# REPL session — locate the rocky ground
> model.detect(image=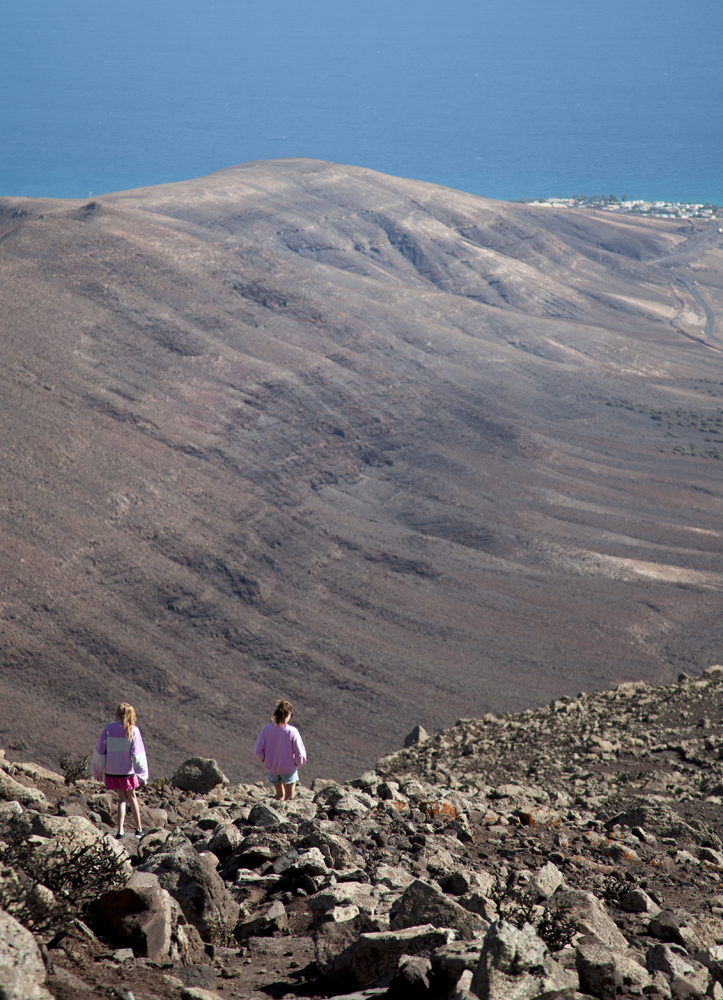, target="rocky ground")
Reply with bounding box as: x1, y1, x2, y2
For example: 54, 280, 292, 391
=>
4, 665, 723, 1000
